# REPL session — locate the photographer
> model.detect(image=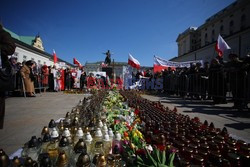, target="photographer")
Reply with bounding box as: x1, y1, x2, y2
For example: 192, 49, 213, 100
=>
0, 24, 16, 129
